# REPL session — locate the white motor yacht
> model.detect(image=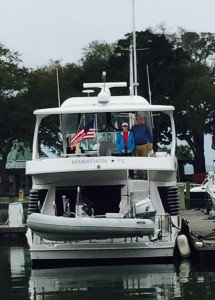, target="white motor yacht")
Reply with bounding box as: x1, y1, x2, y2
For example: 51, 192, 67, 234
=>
26, 79, 184, 264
